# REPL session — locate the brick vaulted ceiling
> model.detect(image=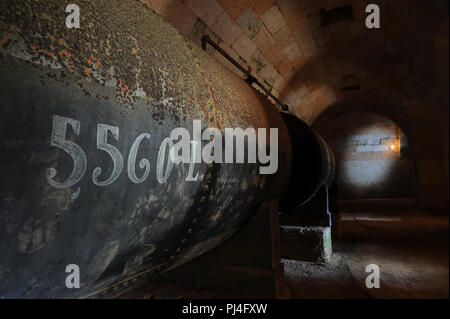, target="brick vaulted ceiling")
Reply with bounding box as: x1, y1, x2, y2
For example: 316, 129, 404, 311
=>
140, 0, 449, 208
140, 0, 448, 125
